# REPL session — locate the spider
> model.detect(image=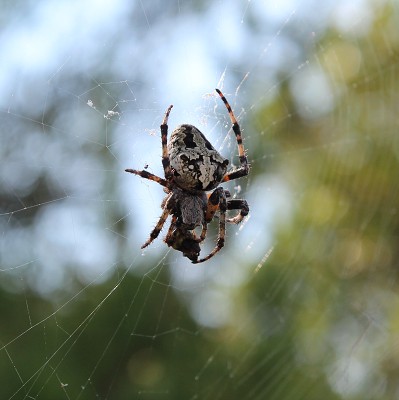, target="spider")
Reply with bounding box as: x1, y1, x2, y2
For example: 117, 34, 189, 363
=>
125, 89, 250, 263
